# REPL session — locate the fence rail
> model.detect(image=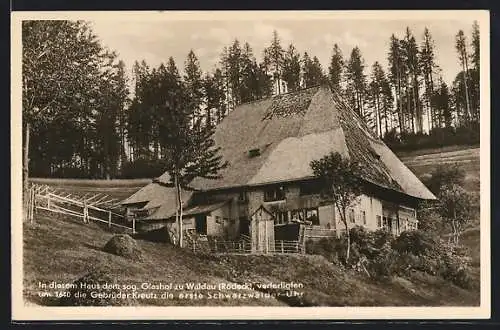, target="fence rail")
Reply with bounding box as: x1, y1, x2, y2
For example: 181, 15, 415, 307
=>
187, 238, 303, 255
27, 183, 135, 233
